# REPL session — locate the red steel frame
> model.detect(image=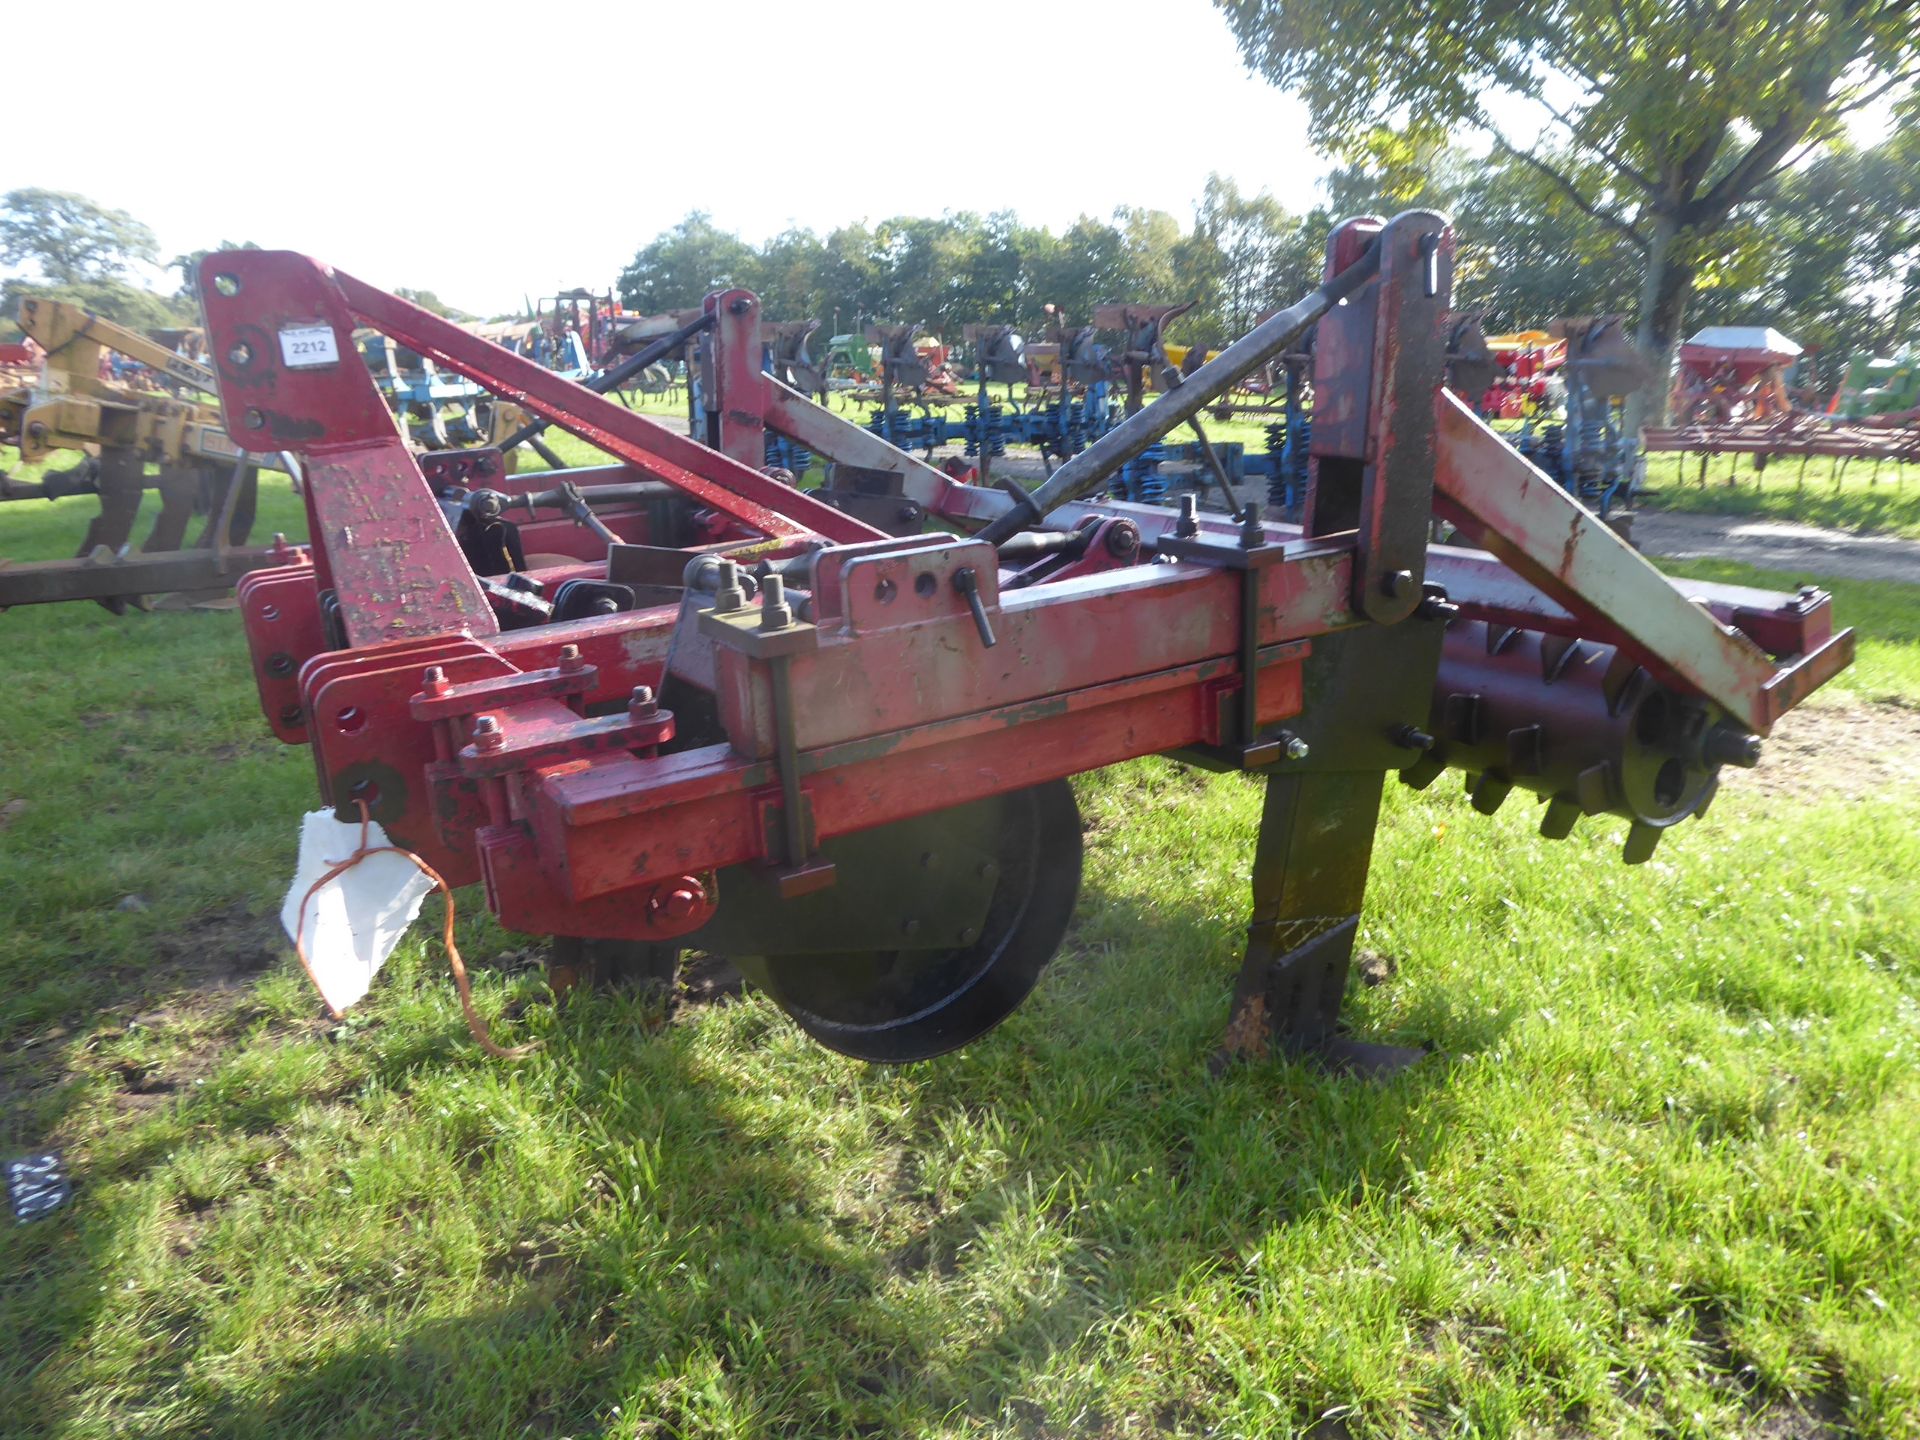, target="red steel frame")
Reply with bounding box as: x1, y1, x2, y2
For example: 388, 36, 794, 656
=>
197, 219, 1851, 958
